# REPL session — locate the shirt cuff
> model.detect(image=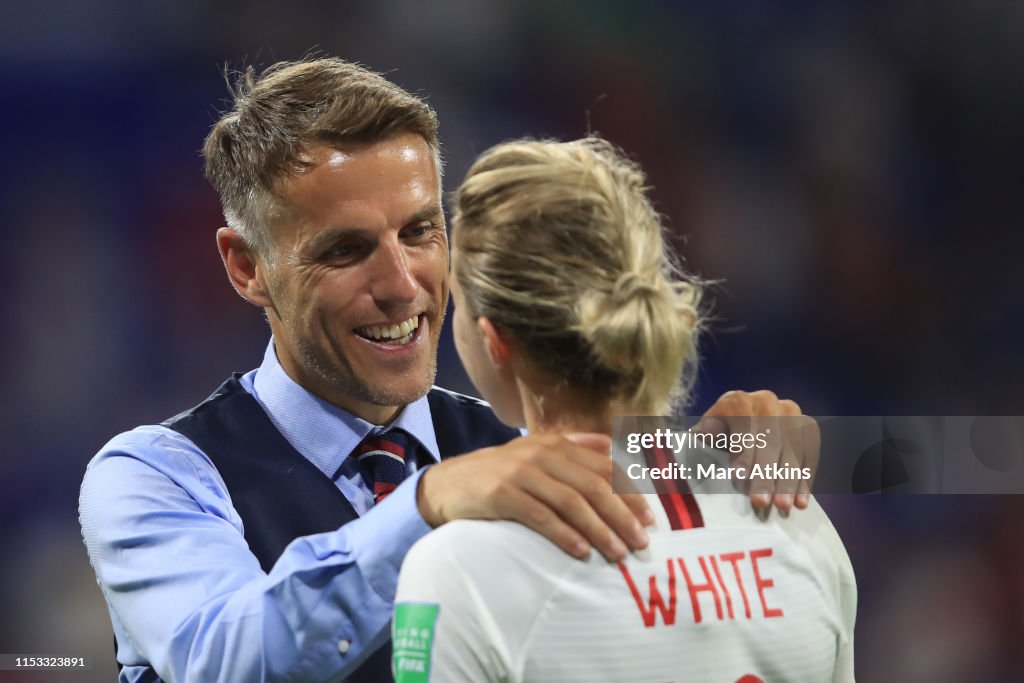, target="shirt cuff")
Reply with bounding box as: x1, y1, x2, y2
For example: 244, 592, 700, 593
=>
346, 467, 433, 602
